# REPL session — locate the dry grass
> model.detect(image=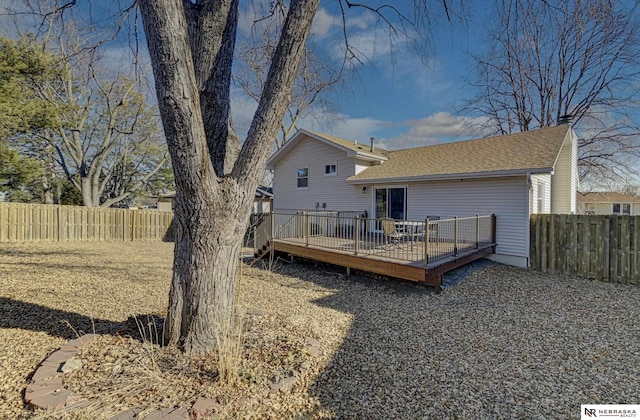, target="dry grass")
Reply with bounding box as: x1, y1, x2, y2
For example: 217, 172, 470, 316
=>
0, 241, 351, 419
2, 241, 638, 419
